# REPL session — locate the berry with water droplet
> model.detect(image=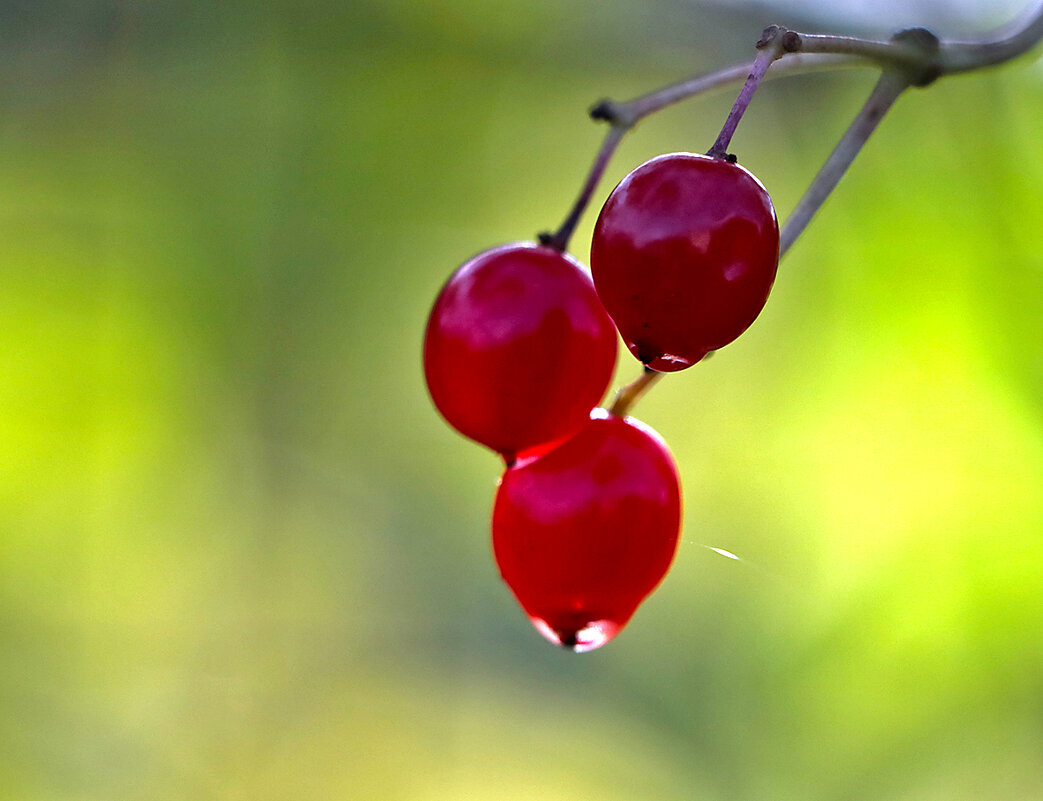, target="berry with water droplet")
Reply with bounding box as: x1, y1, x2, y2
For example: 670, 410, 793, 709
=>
424, 242, 618, 463
492, 409, 681, 652
591, 152, 779, 371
